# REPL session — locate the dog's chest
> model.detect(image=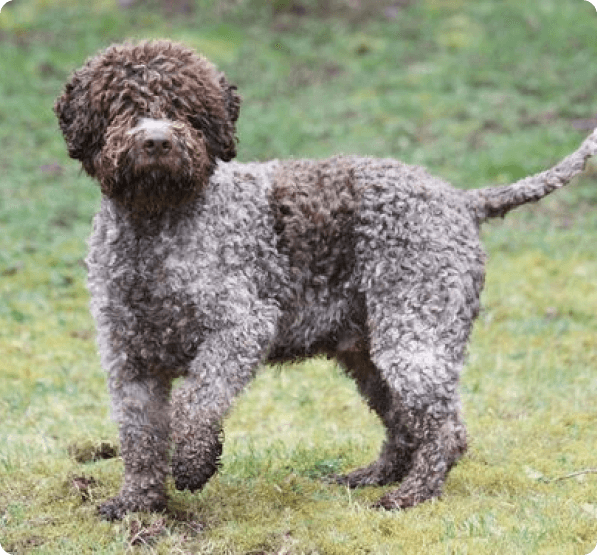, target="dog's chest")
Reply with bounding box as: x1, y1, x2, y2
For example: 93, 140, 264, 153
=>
89, 224, 204, 369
